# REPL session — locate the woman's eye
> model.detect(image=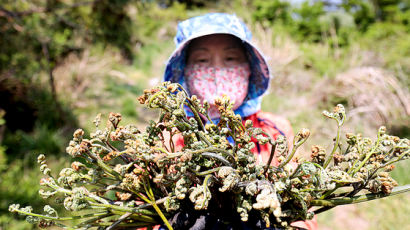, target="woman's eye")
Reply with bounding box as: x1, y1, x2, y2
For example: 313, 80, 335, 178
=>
195, 58, 209, 63
226, 57, 240, 63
